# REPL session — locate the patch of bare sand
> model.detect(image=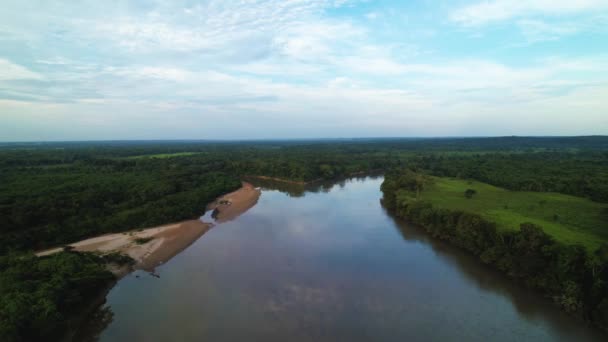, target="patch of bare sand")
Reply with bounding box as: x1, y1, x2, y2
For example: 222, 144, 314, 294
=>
36, 182, 261, 276
206, 182, 261, 223
37, 220, 211, 274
